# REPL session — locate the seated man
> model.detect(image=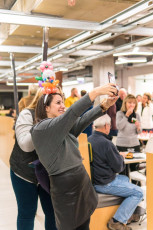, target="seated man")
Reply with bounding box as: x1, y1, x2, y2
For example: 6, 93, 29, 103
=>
88, 114, 143, 230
